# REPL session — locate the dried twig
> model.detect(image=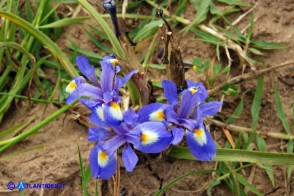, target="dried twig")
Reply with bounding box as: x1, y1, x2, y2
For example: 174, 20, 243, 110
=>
208, 61, 294, 95
230, 2, 259, 27
210, 119, 294, 140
